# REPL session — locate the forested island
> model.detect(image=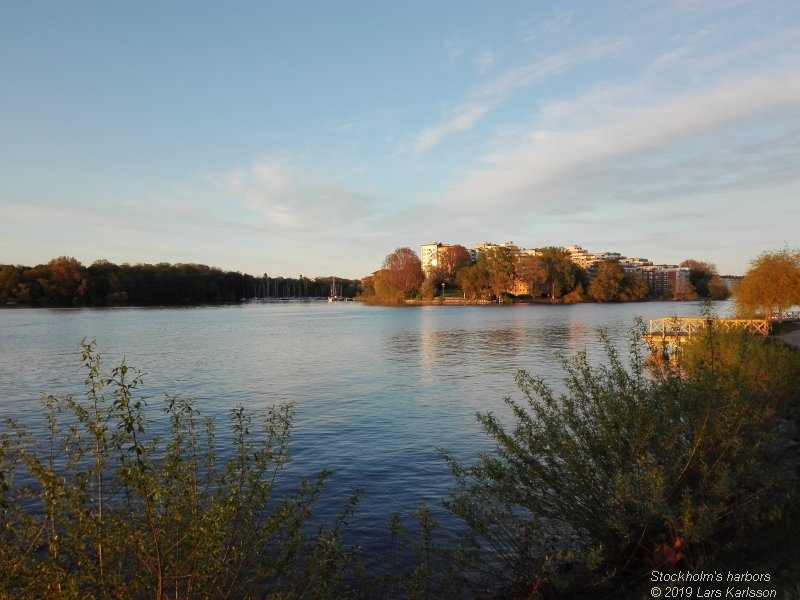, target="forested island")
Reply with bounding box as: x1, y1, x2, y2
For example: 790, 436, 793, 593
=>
362, 245, 733, 305
0, 257, 360, 307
